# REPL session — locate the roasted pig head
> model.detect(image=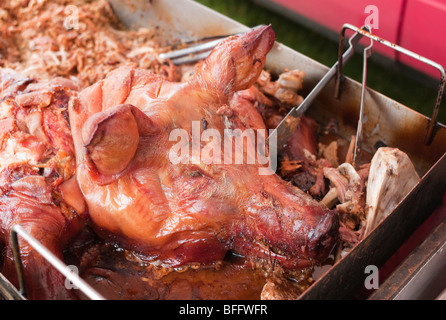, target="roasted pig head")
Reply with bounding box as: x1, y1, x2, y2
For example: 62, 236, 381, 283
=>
69, 25, 339, 270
